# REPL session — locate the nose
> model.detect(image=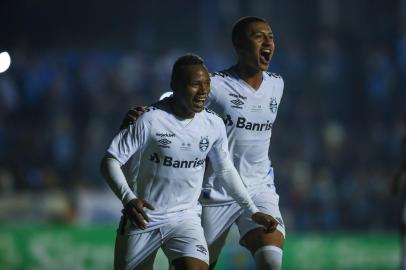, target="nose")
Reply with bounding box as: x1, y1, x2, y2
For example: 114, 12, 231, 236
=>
264, 35, 274, 47
264, 36, 272, 46
199, 82, 210, 95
